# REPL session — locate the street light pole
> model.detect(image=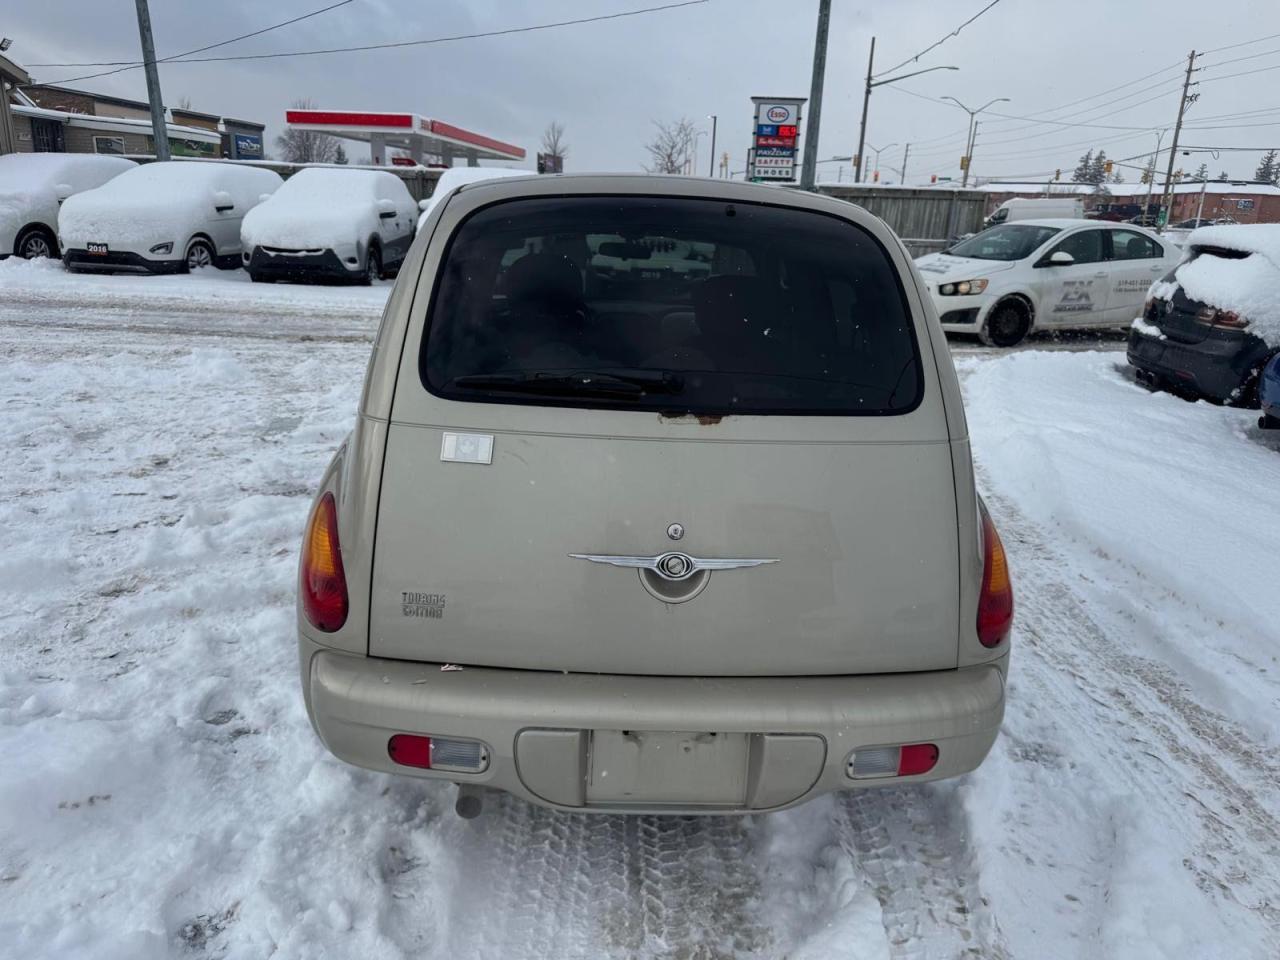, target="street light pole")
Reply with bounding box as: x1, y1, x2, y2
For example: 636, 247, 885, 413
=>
133, 0, 170, 161
900, 143, 910, 184
857, 52, 959, 183
865, 141, 897, 182
707, 115, 717, 178
855, 36, 876, 184
940, 95, 1010, 188
800, 0, 832, 191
